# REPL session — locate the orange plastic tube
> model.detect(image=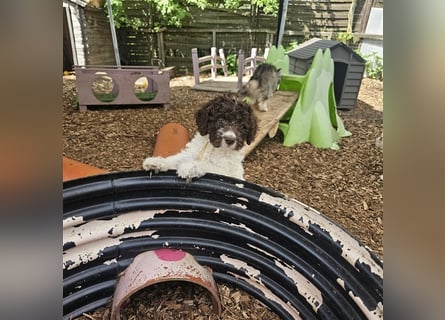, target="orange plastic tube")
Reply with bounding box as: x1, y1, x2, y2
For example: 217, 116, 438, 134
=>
152, 123, 190, 157
63, 157, 108, 182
